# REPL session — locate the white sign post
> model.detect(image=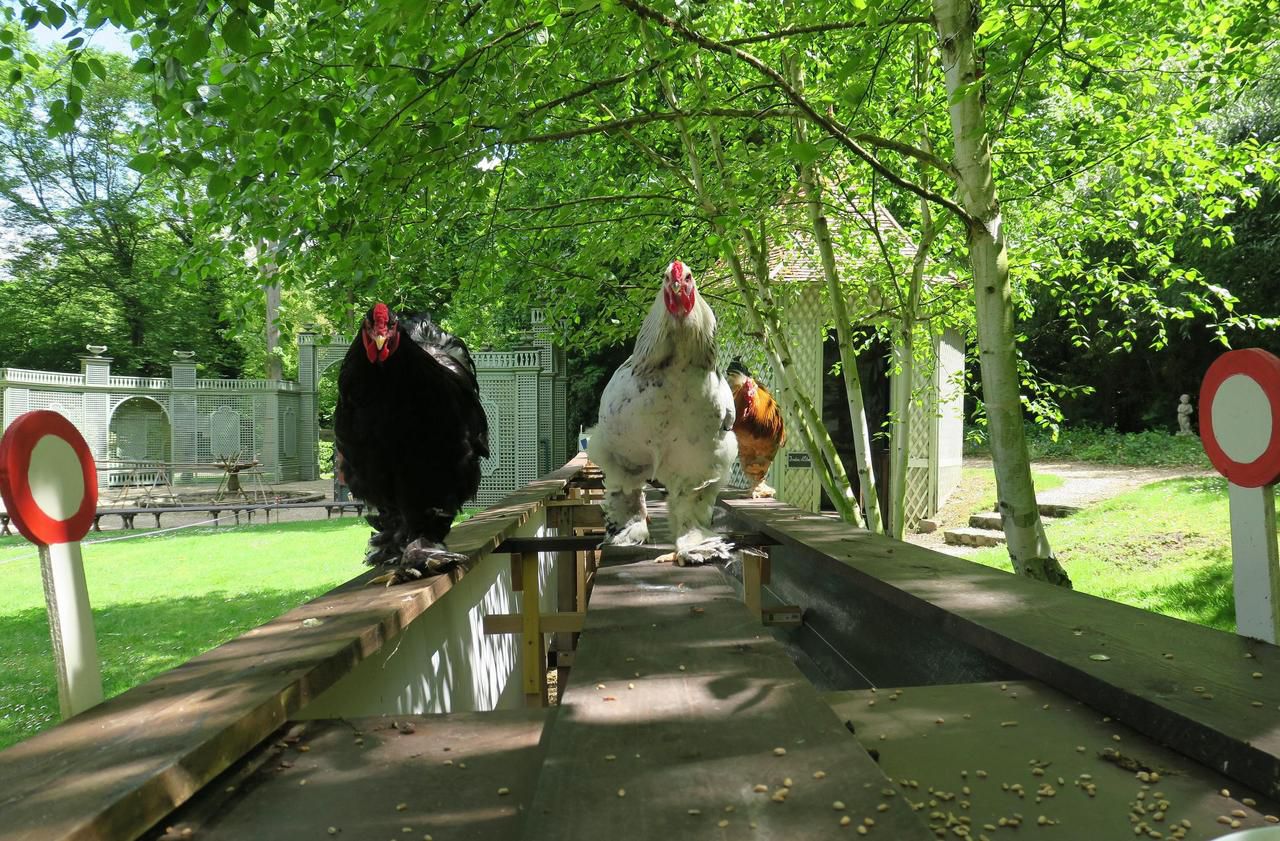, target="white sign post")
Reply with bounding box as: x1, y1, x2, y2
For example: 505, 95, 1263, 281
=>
0, 411, 104, 717
1200, 349, 1280, 644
